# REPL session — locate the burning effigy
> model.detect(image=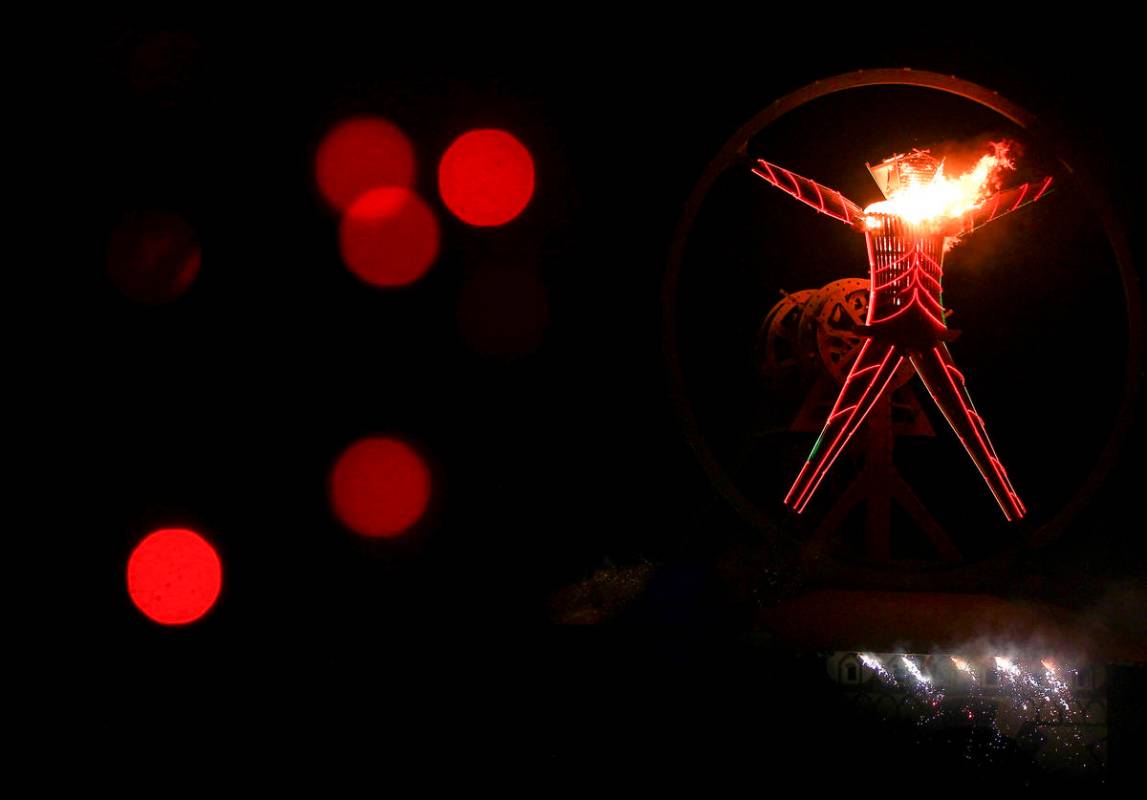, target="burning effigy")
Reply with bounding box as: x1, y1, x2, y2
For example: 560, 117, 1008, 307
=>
751, 145, 1053, 520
